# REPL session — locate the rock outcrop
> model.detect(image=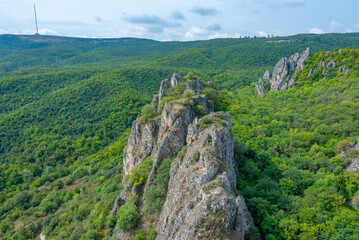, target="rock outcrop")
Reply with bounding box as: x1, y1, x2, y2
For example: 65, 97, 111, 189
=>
342, 142, 359, 173
116, 74, 255, 239
157, 113, 254, 239
255, 47, 311, 95
255, 71, 271, 96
